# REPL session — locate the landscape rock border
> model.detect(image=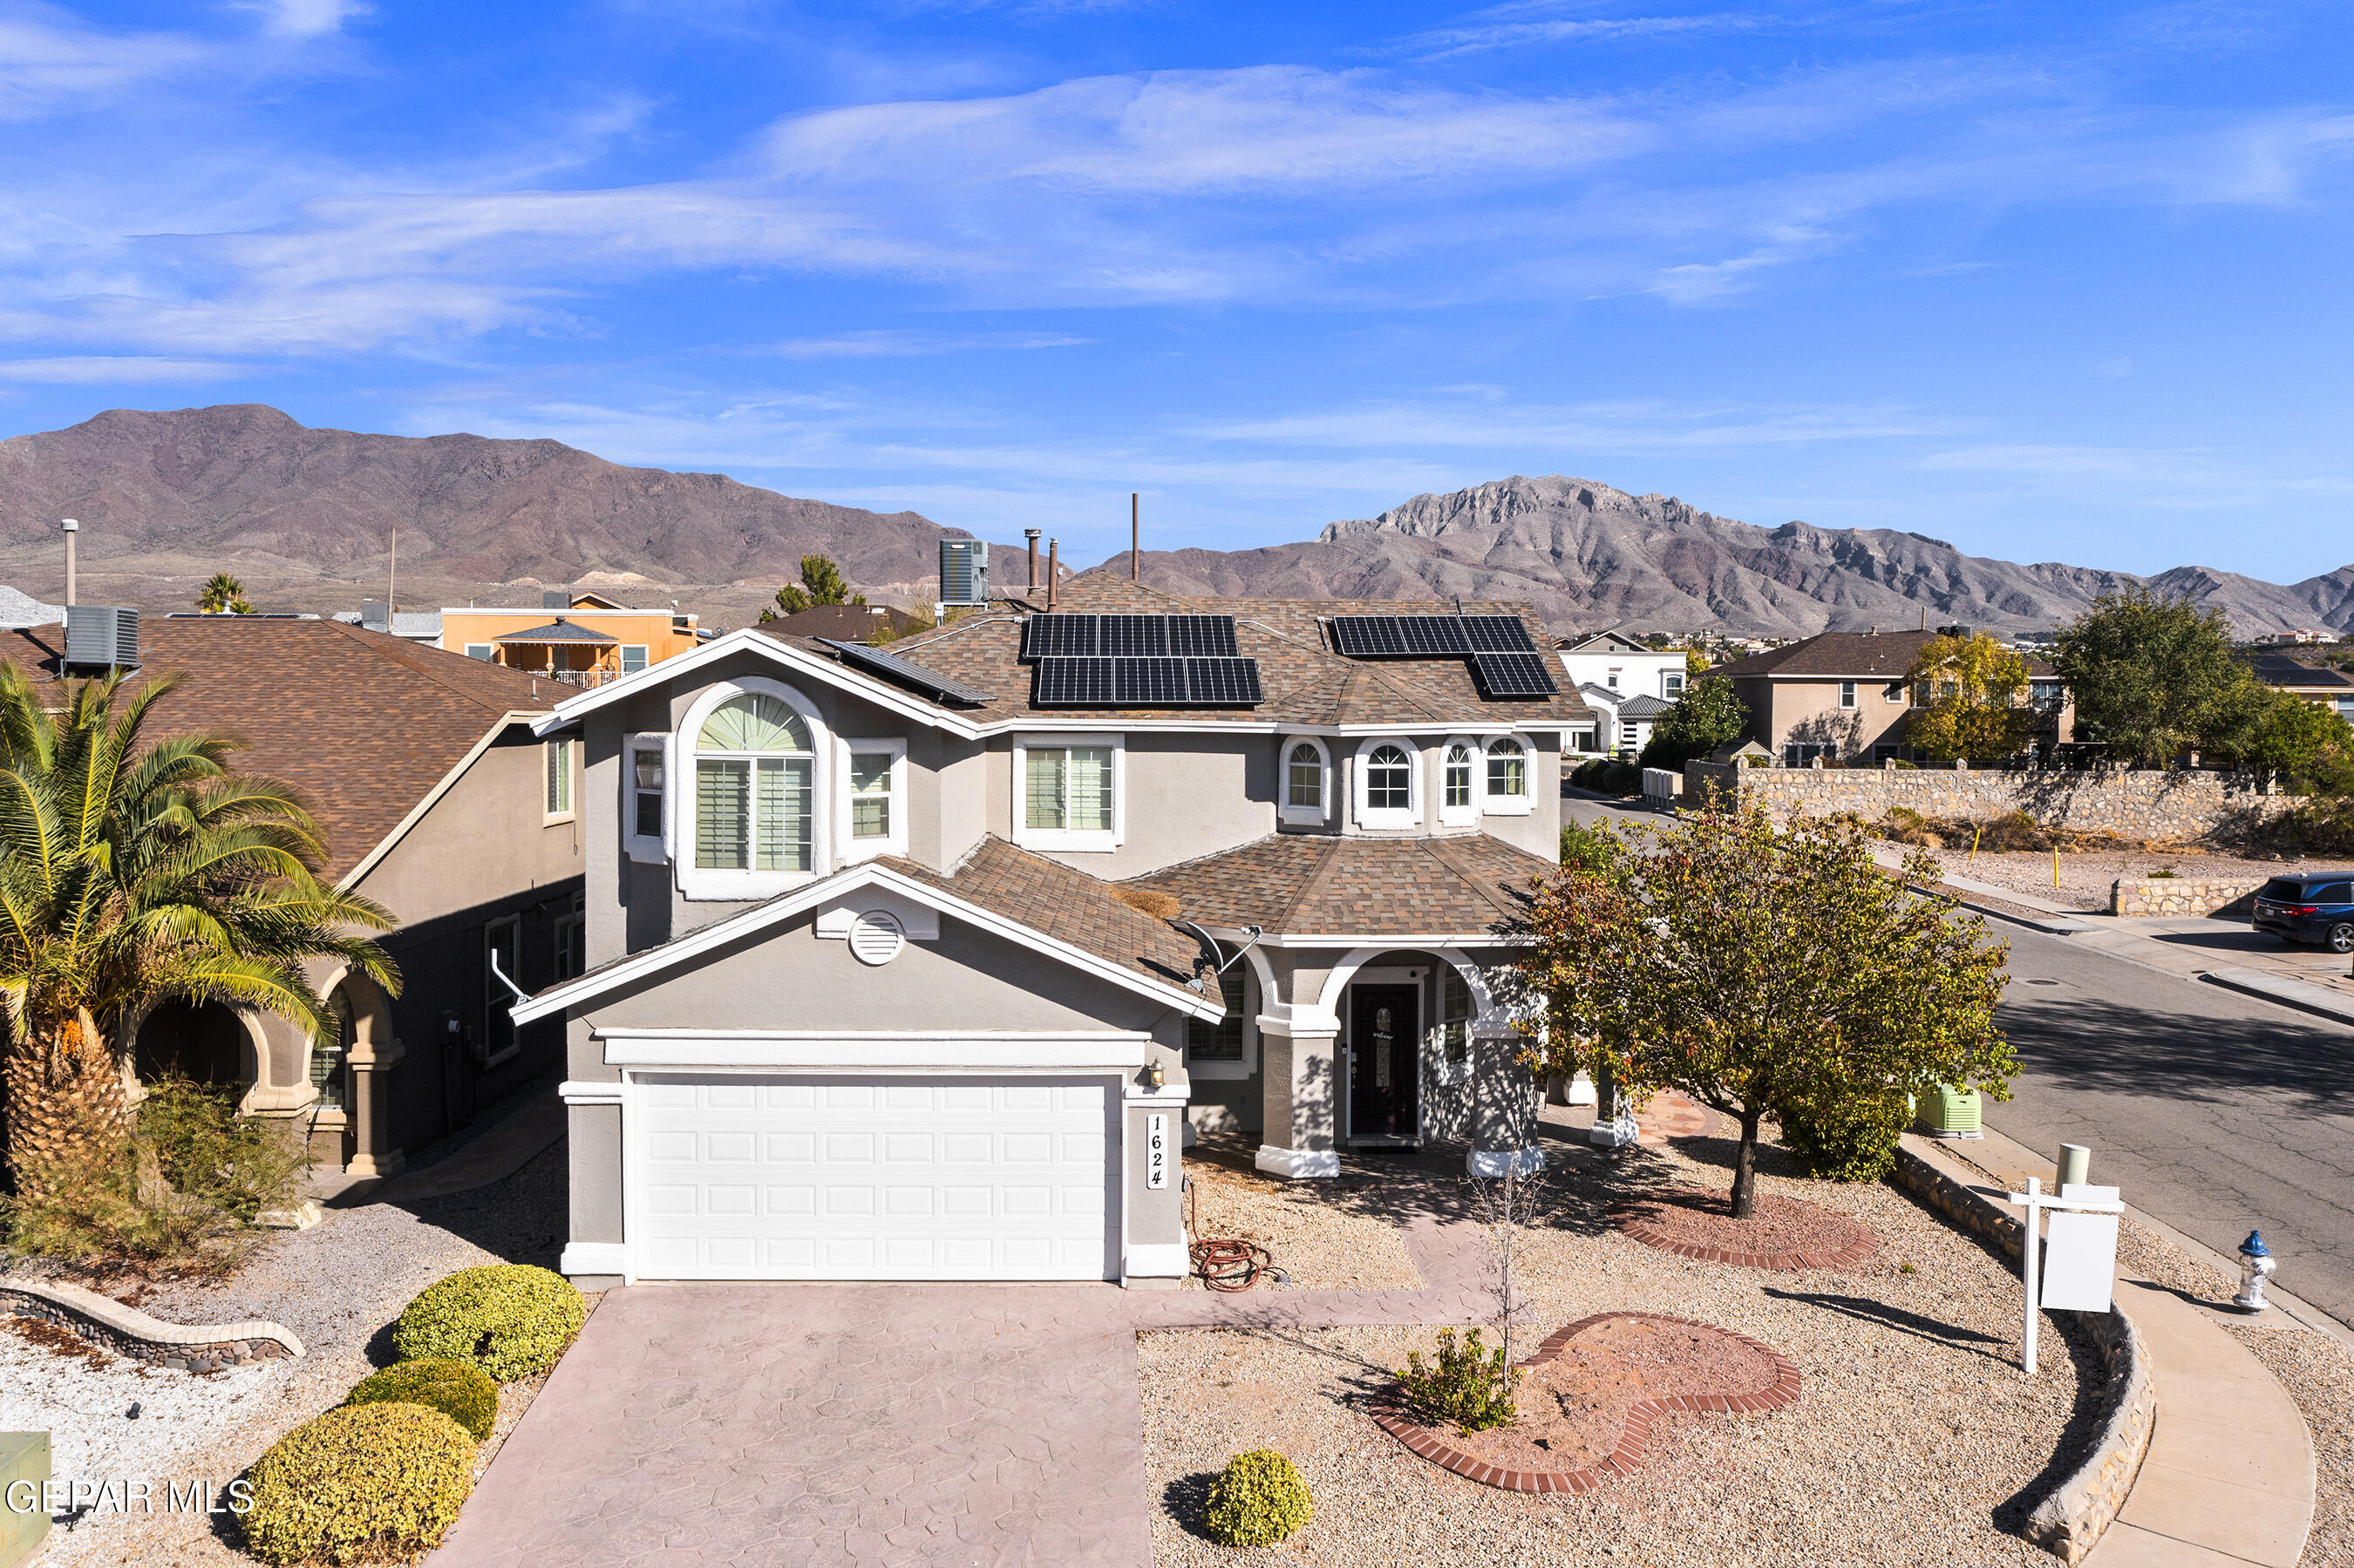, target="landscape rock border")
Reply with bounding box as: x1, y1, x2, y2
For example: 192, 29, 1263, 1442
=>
0, 1278, 303, 1368
1613, 1191, 1881, 1271
1370, 1311, 1801, 1494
